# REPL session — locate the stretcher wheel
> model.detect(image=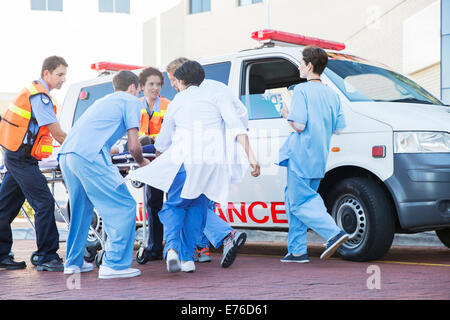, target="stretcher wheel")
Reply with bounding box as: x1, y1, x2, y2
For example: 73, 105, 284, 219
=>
136, 247, 149, 264
84, 246, 97, 263
95, 250, 105, 268
30, 253, 39, 266
131, 180, 144, 189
